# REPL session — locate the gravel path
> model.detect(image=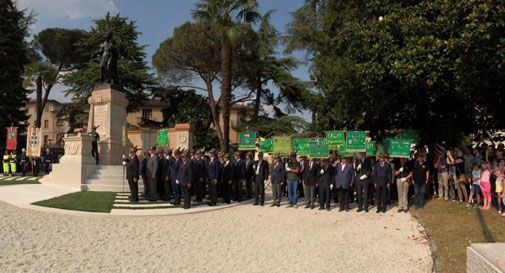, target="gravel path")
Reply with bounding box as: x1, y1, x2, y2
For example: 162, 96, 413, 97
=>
0, 201, 432, 273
